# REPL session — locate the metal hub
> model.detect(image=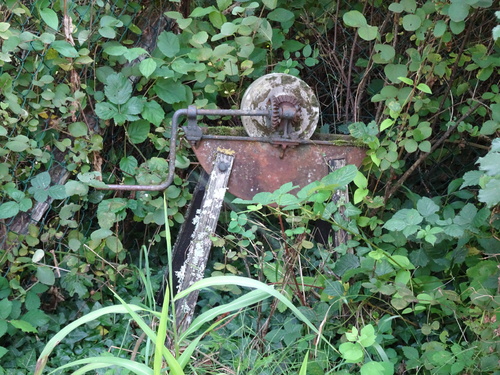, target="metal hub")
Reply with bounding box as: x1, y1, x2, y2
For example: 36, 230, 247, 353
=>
240, 73, 320, 140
